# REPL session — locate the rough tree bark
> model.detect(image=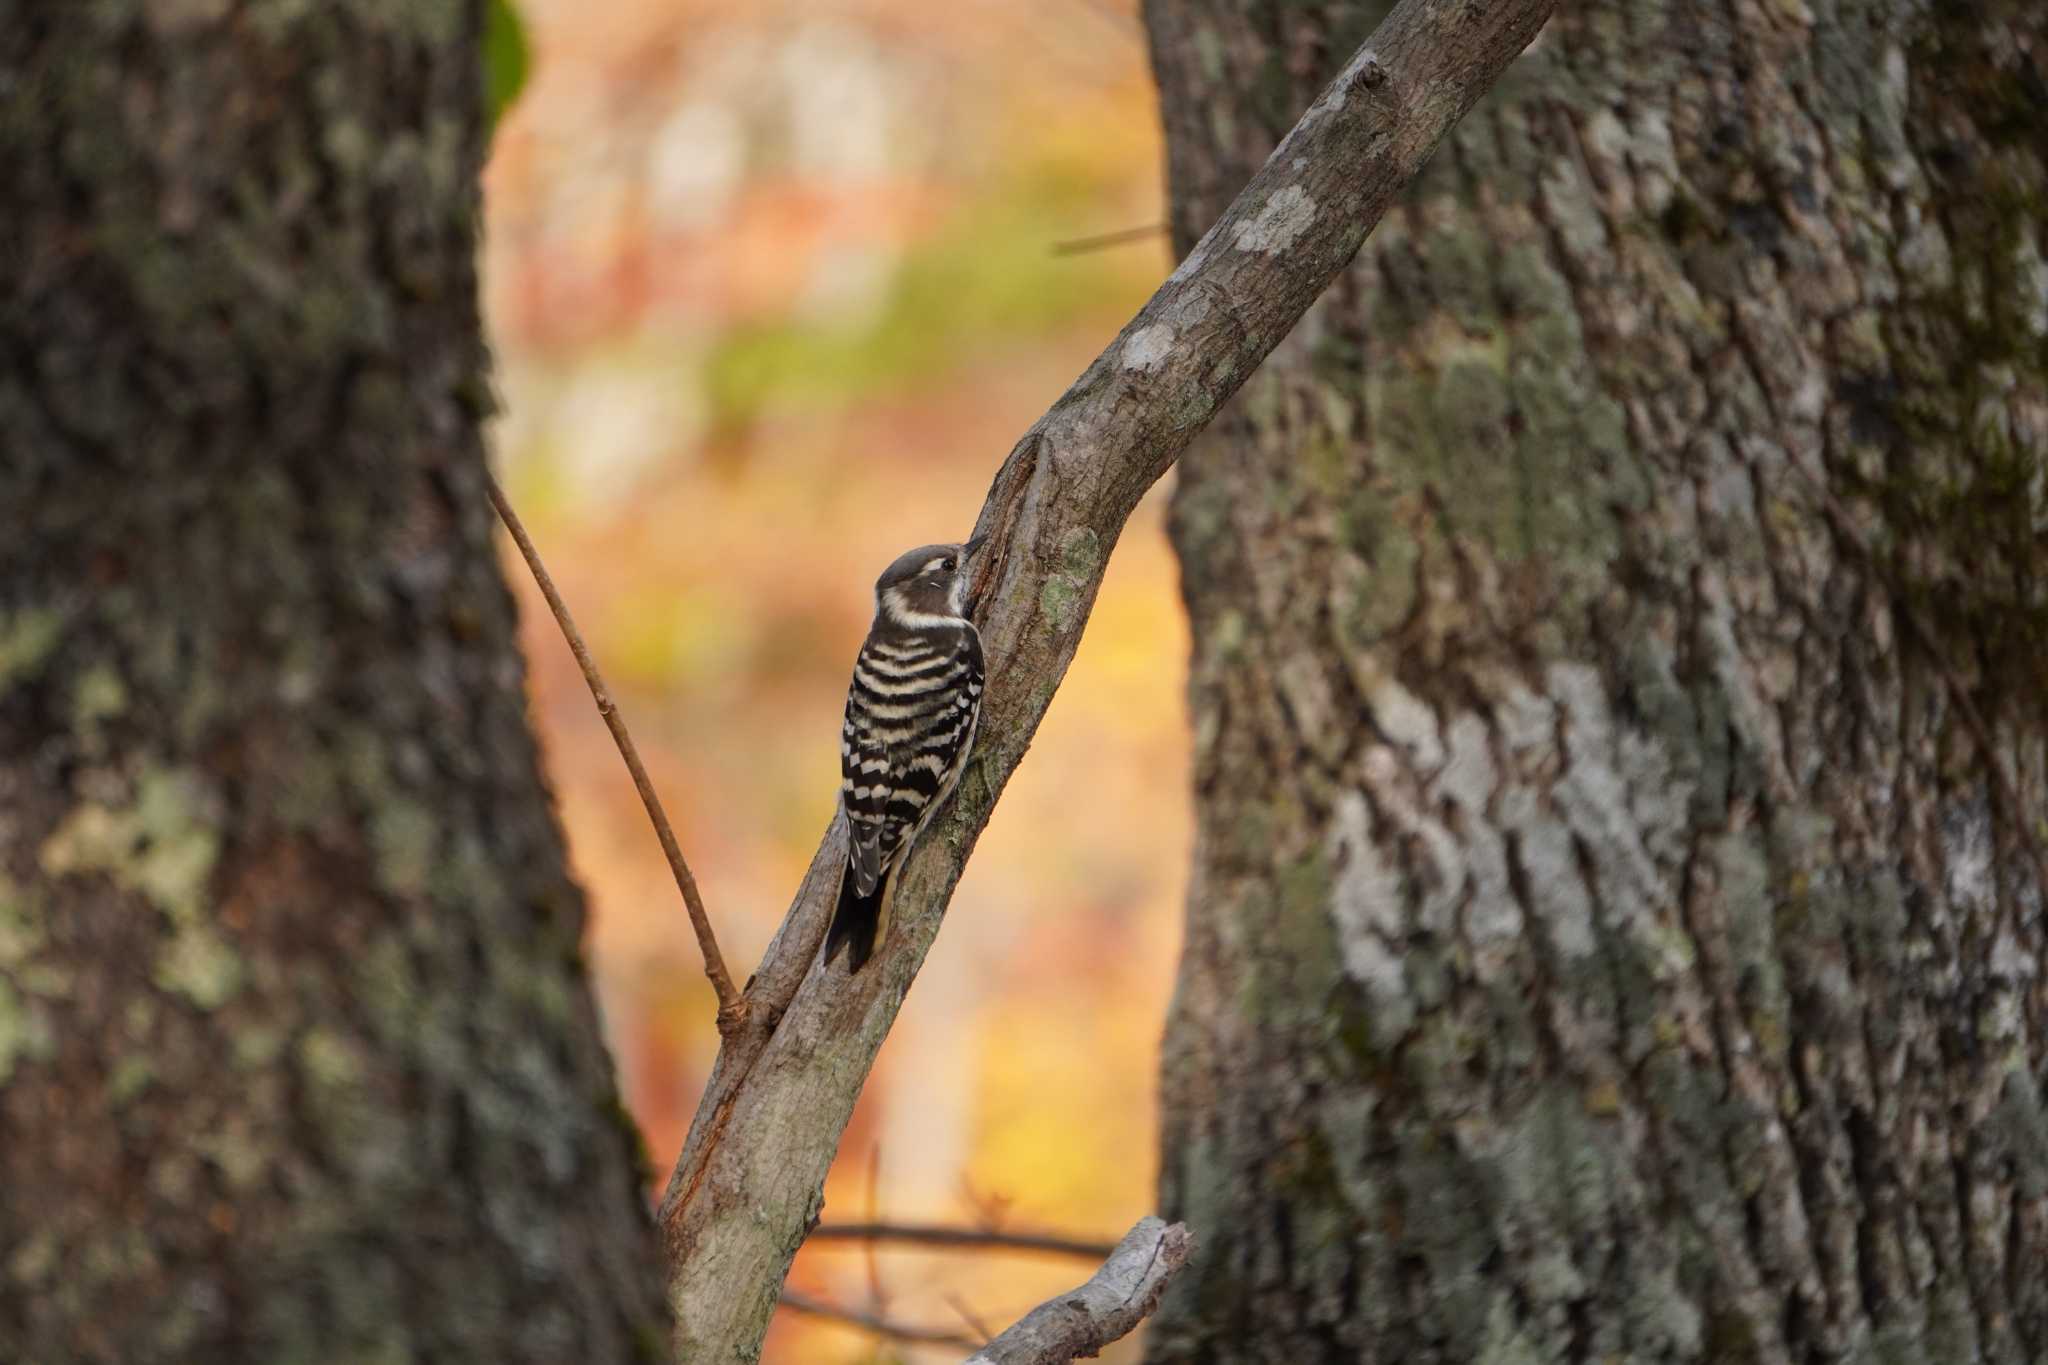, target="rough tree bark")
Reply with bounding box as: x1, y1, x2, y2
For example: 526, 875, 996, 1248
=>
0, 5, 669, 1361
653, 1, 1555, 1359
1146, 1, 2046, 1361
